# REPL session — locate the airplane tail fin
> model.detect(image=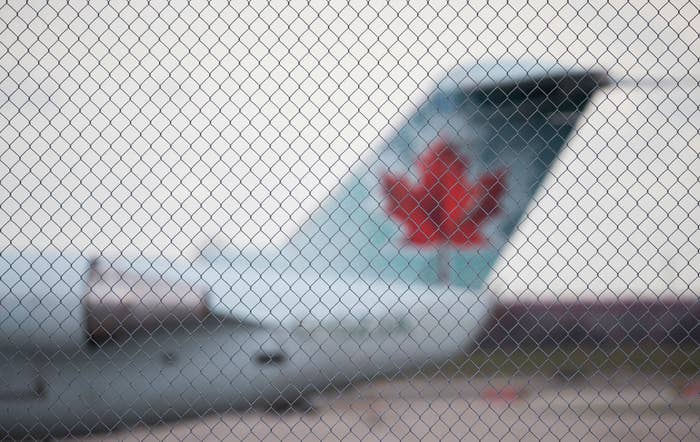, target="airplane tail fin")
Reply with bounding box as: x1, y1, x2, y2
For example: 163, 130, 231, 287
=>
283, 63, 609, 288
